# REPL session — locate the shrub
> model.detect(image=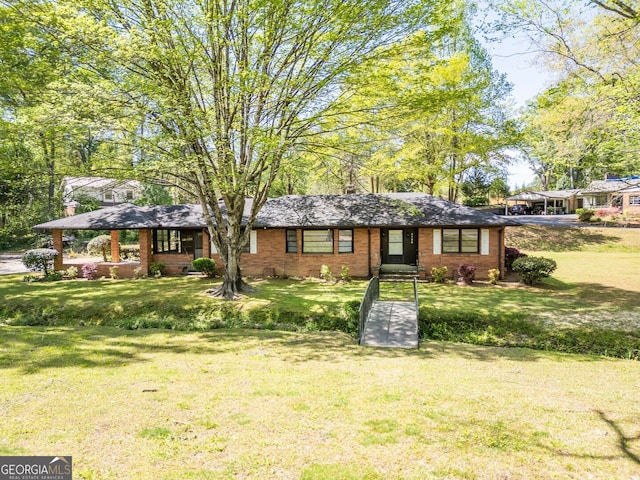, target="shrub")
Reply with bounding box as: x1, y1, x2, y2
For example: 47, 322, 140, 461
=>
320, 264, 333, 282
109, 266, 119, 279
43, 271, 64, 281
488, 268, 500, 285
66, 266, 79, 279
22, 248, 59, 276
457, 264, 476, 284
82, 263, 98, 280
596, 207, 621, 219
341, 265, 350, 282
575, 208, 595, 222
87, 234, 111, 261
511, 256, 557, 285
120, 246, 140, 261
149, 262, 165, 277
133, 266, 144, 279
192, 258, 217, 278
430, 266, 448, 283
505, 246, 527, 272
